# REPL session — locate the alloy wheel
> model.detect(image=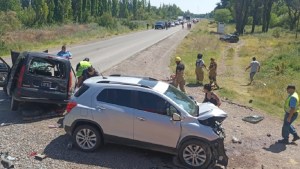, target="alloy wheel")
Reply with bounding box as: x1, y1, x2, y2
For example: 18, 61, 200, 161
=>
182, 144, 207, 167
